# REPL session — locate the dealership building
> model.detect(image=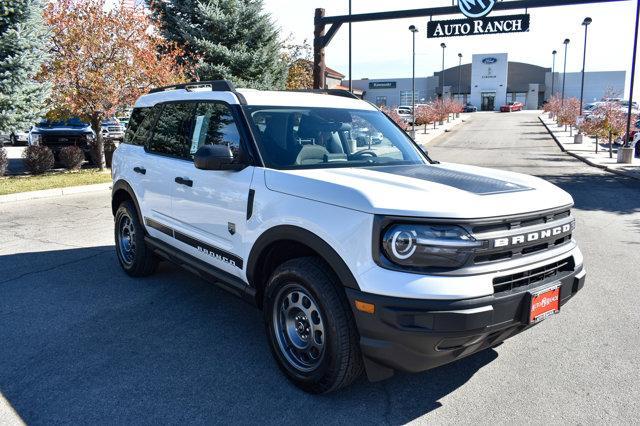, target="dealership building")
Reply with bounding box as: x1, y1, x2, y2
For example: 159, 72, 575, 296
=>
348, 53, 625, 111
